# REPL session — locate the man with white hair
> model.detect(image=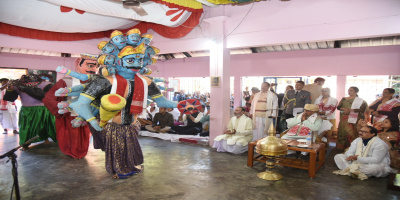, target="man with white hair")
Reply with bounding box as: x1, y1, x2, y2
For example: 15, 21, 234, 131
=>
250, 82, 278, 141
